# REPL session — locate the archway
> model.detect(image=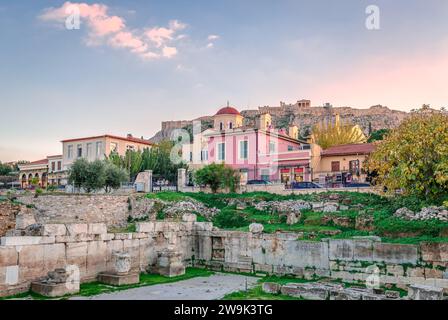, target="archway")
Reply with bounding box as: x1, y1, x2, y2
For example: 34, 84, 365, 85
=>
21, 174, 27, 188
34, 173, 40, 187
41, 172, 47, 188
